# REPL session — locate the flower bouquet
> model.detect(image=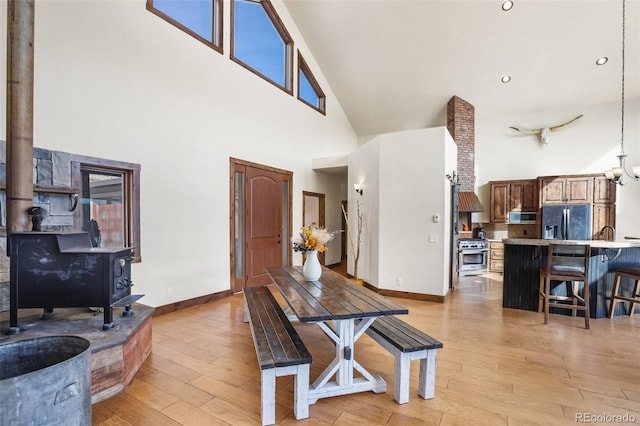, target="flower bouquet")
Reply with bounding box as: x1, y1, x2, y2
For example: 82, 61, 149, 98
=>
293, 223, 336, 281
292, 223, 336, 254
